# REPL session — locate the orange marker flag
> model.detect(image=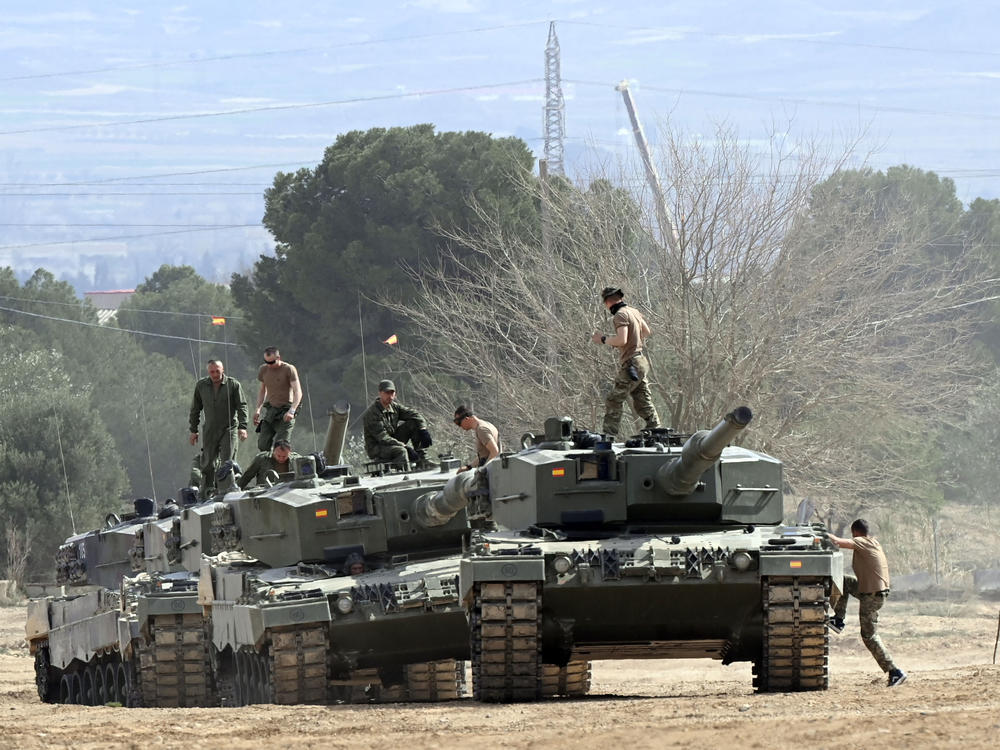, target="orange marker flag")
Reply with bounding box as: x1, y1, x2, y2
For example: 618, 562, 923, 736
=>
211, 316, 226, 326
383, 334, 398, 345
